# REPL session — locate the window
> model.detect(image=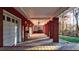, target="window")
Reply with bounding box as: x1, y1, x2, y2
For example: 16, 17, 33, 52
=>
7, 17, 11, 22
3, 15, 5, 20
12, 19, 15, 23
15, 20, 18, 24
